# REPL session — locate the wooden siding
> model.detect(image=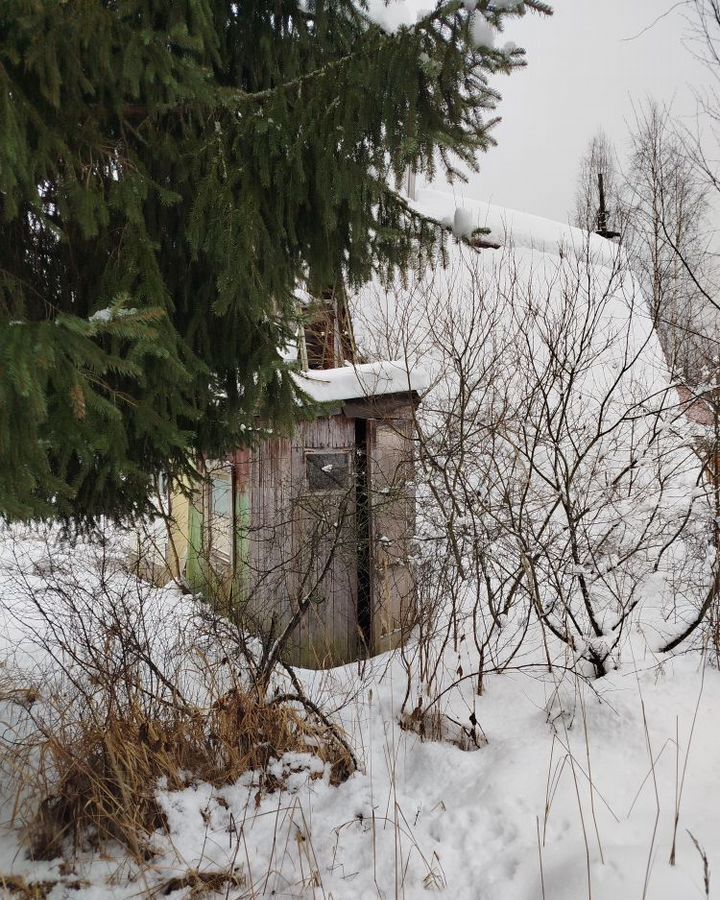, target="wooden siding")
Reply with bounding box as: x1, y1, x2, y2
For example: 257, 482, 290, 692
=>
167, 405, 417, 668
368, 407, 415, 652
